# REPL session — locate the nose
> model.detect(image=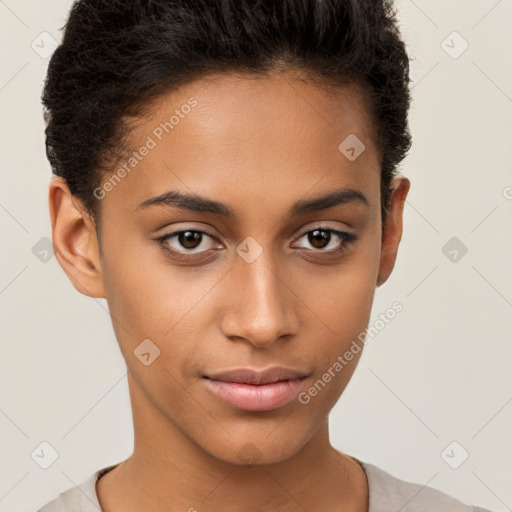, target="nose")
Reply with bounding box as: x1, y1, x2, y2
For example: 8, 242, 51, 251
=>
219, 252, 299, 348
